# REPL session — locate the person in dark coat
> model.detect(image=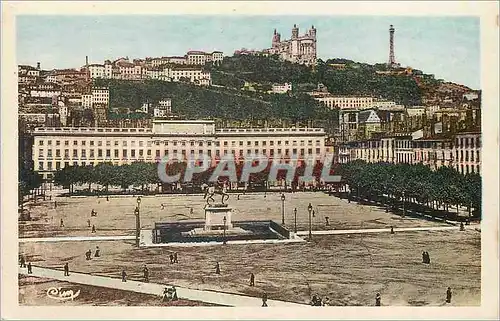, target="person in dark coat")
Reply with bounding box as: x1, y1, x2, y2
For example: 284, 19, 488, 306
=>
215, 262, 220, 274
64, 263, 69, 276
169, 253, 174, 264
390, 226, 395, 234
375, 293, 381, 306
60, 218, 64, 227
460, 222, 465, 231
262, 292, 268, 307
87, 219, 91, 227
20, 255, 26, 268
249, 273, 255, 286
94, 246, 100, 257
425, 251, 431, 264
121, 269, 127, 282
27, 262, 32, 274
143, 265, 149, 282
173, 252, 178, 263
85, 249, 92, 260
446, 287, 452, 303
91, 225, 96, 233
